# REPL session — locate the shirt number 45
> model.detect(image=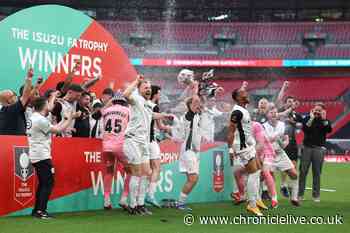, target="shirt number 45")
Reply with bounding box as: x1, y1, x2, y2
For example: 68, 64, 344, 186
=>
104, 119, 122, 134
